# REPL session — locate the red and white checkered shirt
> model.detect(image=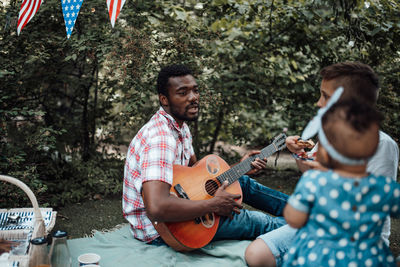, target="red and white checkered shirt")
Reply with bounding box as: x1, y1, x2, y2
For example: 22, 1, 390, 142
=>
122, 107, 194, 242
